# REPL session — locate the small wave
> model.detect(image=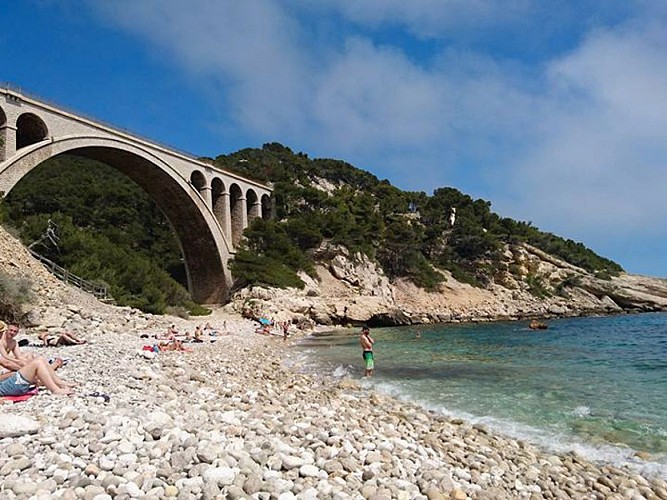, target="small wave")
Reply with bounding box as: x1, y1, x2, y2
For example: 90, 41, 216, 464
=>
333, 365, 350, 378
367, 379, 667, 480
572, 405, 592, 418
